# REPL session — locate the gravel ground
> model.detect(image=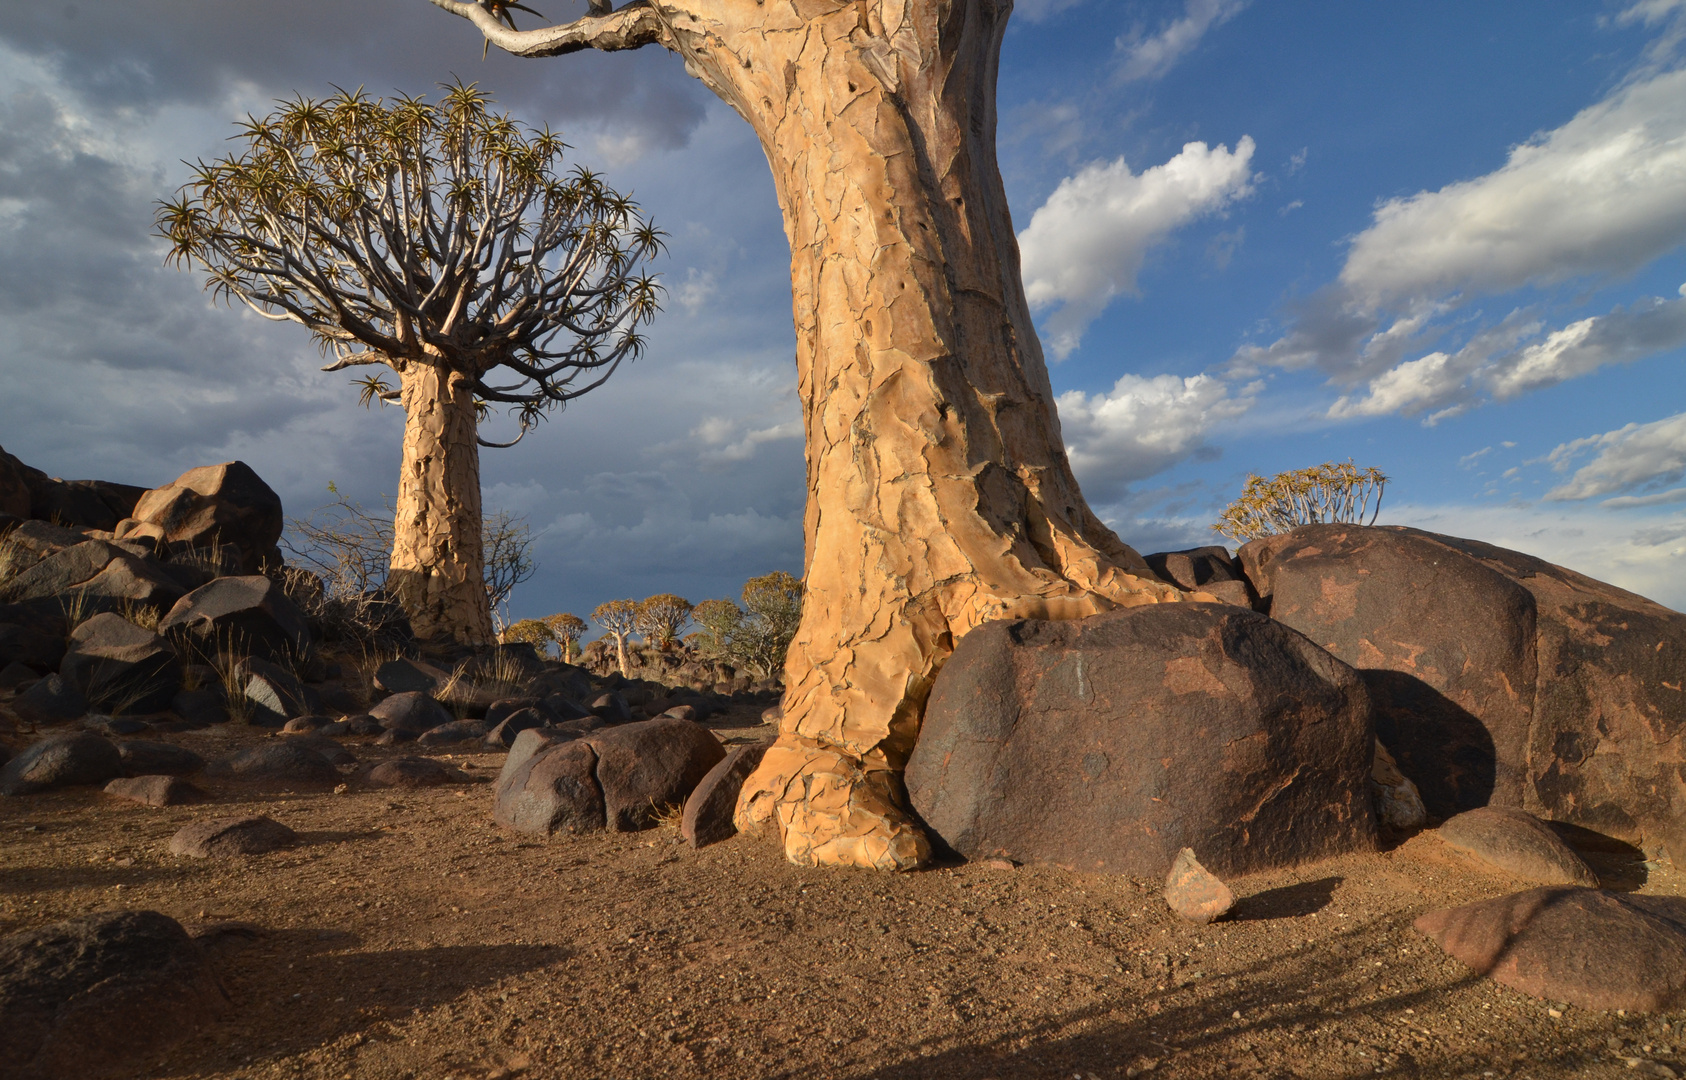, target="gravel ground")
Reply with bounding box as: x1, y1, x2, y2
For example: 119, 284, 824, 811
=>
2, 713, 1683, 1080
